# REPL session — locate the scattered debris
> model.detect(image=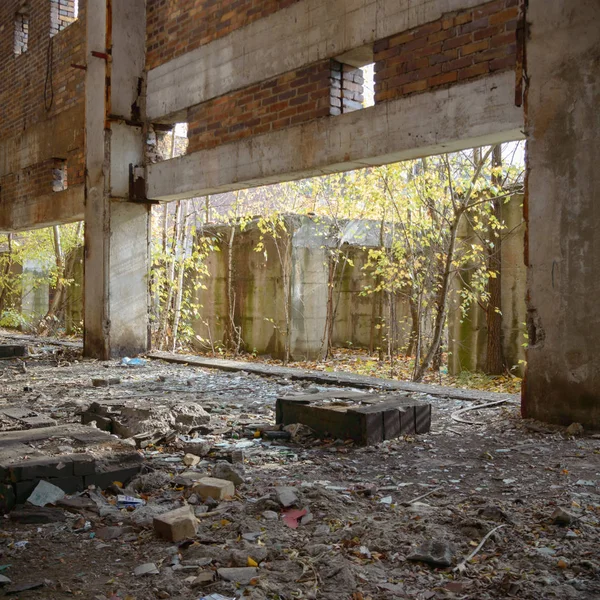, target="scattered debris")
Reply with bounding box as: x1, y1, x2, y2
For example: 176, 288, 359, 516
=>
27, 480, 65, 507
0, 336, 598, 600
217, 567, 258, 584
565, 422, 584, 436
153, 505, 197, 542
134, 563, 159, 576
193, 477, 235, 500
552, 507, 575, 526
408, 540, 454, 568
